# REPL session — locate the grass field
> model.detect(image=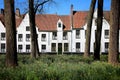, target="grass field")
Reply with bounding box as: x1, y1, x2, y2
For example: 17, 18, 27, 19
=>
0, 54, 120, 80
